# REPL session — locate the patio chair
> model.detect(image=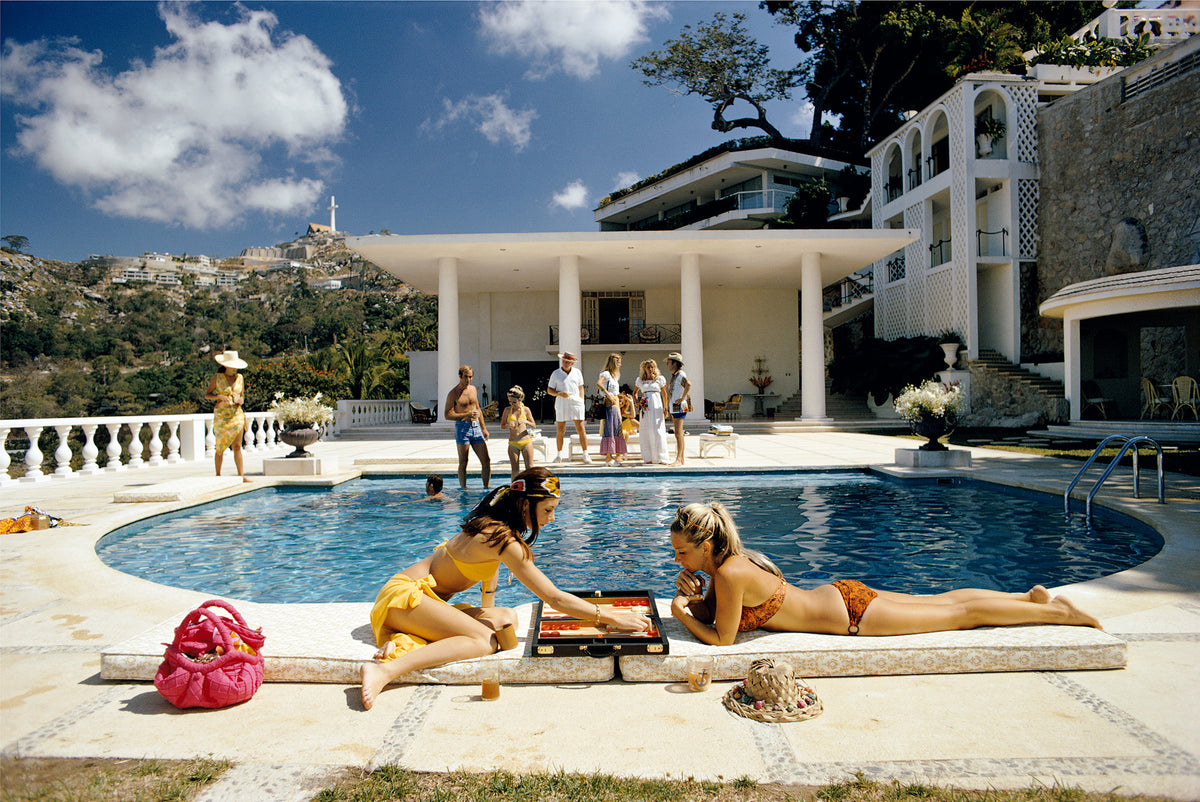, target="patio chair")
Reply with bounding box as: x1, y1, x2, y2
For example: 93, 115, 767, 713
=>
409, 401, 436, 424
720, 393, 744, 421
1171, 375, 1199, 420
1141, 378, 1170, 419
1081, 381, 1113, 420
